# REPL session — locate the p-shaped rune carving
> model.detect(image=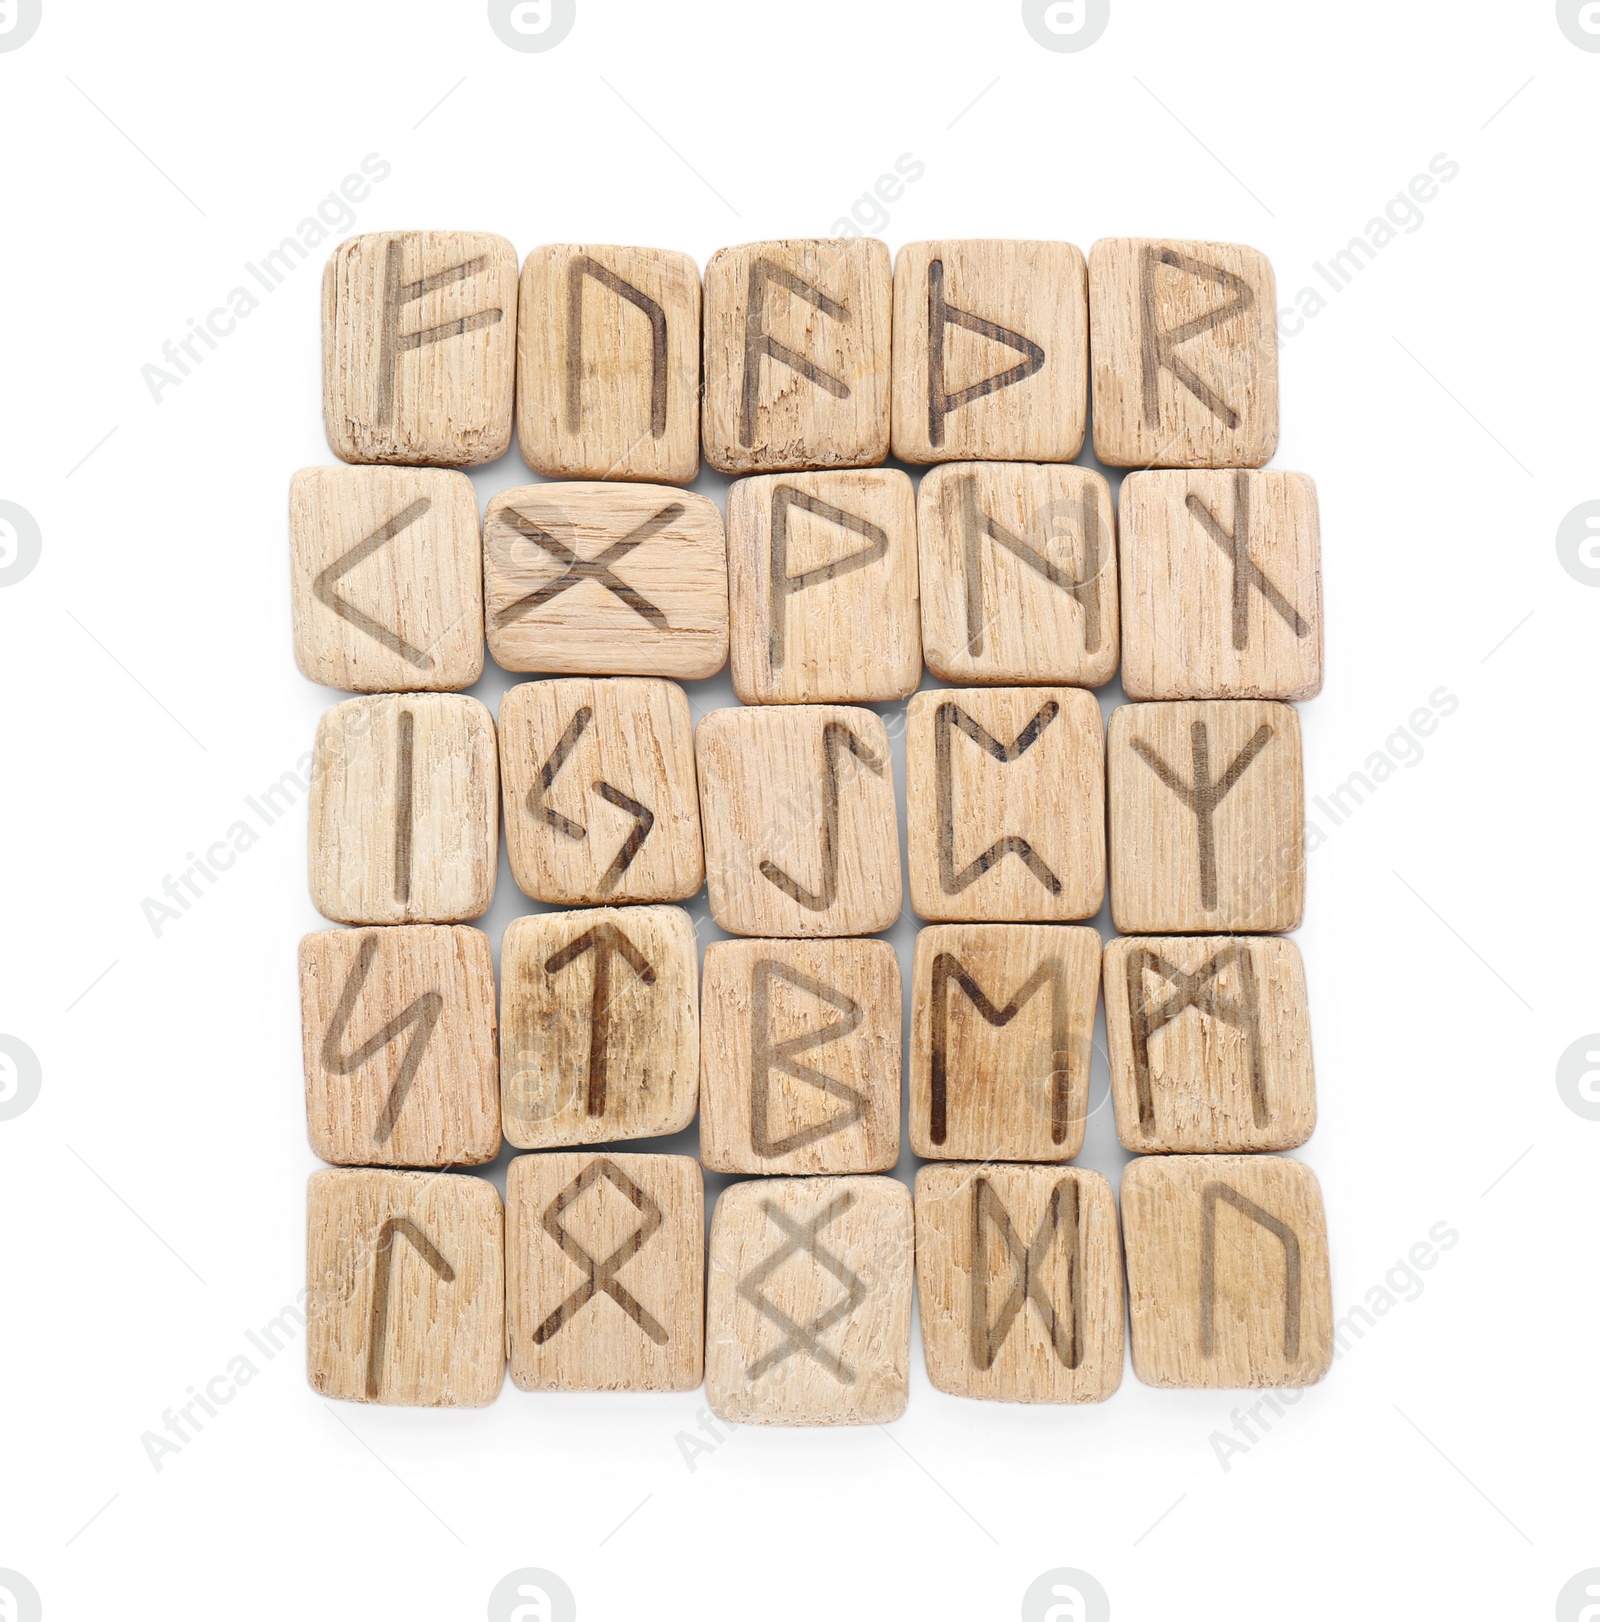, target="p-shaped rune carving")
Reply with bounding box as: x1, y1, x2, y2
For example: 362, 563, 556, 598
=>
366, 1215, 454, 1399
491, 504, 679, 629
543, 923, 656, 1119
927, 258, 1045, 447
749, 958, 866, 1157
1138, 244, 1255, 429
530, 705, 655, 895
760, 720, 886, 911
740, 257, 852, 448
1199, 1181, 1301, 1360
1185, 474, 1309, 651
767, 486, 887, 675
566, 255, 667, 439
970, 1176, 1083, 1372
